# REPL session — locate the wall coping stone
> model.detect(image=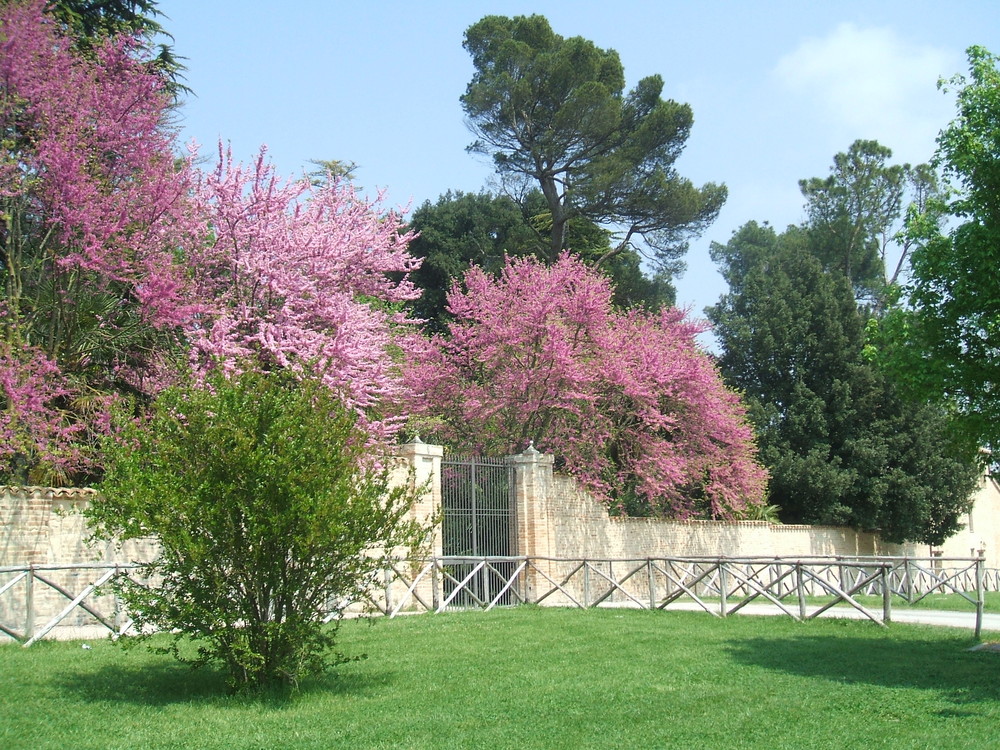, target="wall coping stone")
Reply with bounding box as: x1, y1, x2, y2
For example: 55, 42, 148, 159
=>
0, 486, 98, 499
